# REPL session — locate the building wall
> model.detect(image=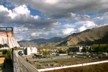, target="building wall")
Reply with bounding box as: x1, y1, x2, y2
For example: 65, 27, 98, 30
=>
24, 47, 38, 55
0, 27, 20, 48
